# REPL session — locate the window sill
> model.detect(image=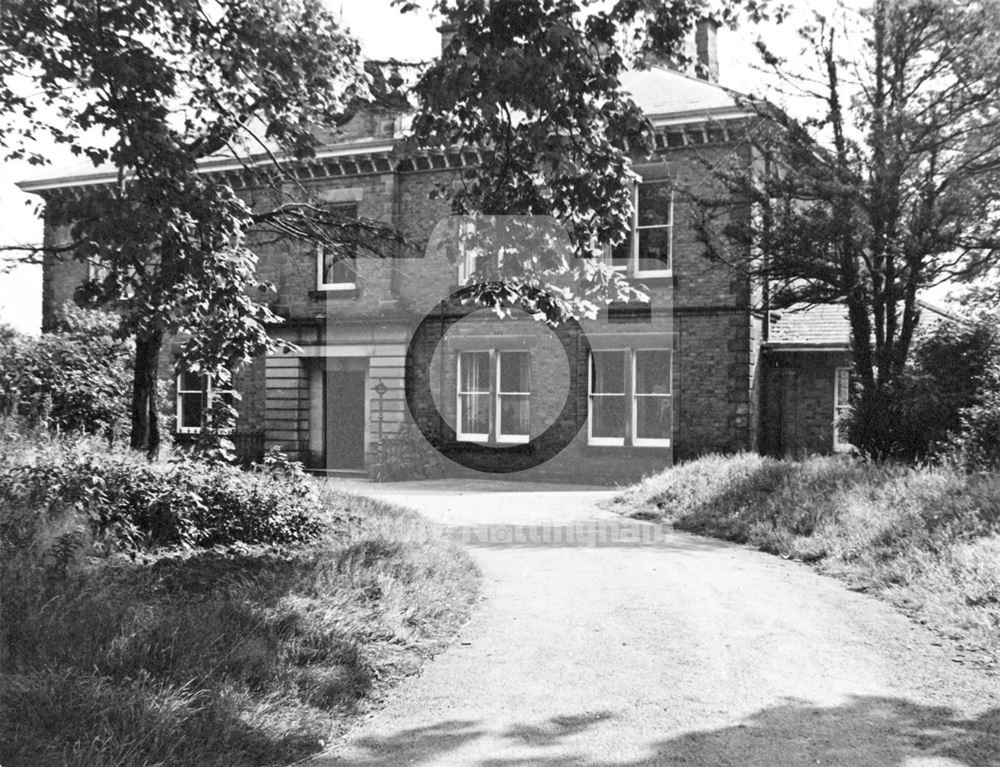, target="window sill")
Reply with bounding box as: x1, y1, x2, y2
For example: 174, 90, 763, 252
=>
310, 287, 358, 300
